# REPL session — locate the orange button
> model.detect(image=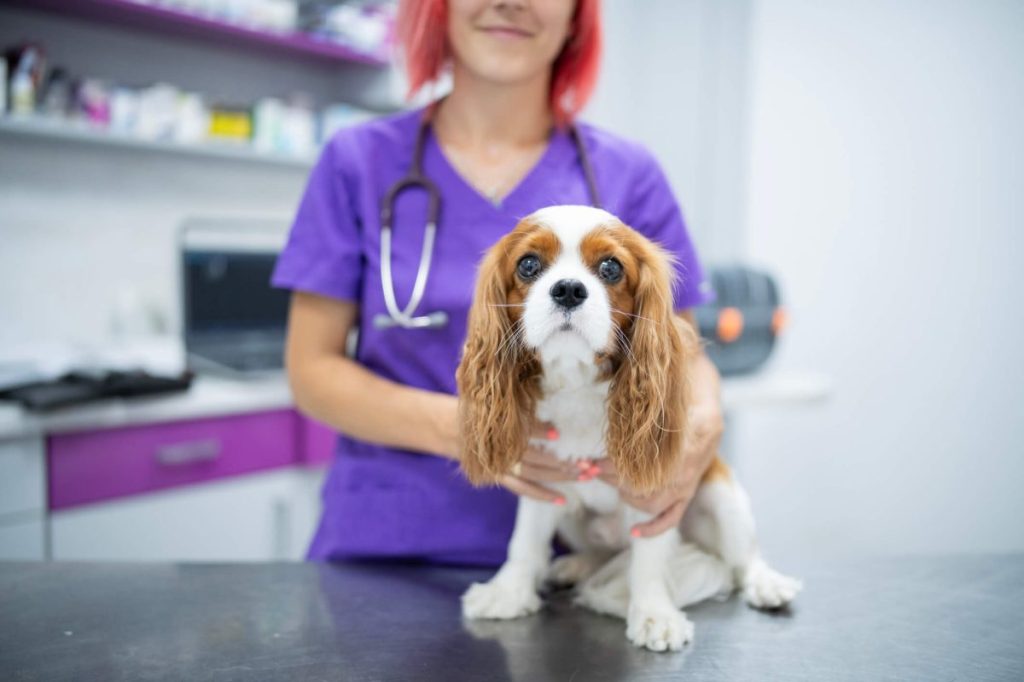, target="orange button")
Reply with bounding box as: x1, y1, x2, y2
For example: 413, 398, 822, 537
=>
771, 307, 788, 335
717, 307, 744, 343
